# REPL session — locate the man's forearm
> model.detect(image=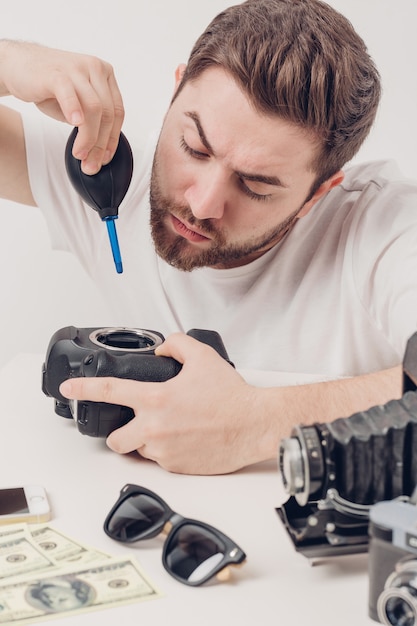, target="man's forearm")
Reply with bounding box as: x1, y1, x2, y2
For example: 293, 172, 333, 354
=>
254, 365, 403, 464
